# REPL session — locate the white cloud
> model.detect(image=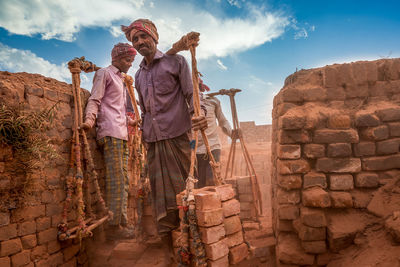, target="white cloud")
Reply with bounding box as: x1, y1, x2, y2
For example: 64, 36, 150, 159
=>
0, 0, 290, 60
0, 43, 94, 89
217, 59, 228, 70
227, 0, 241, 8
0, 43, 70, 81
